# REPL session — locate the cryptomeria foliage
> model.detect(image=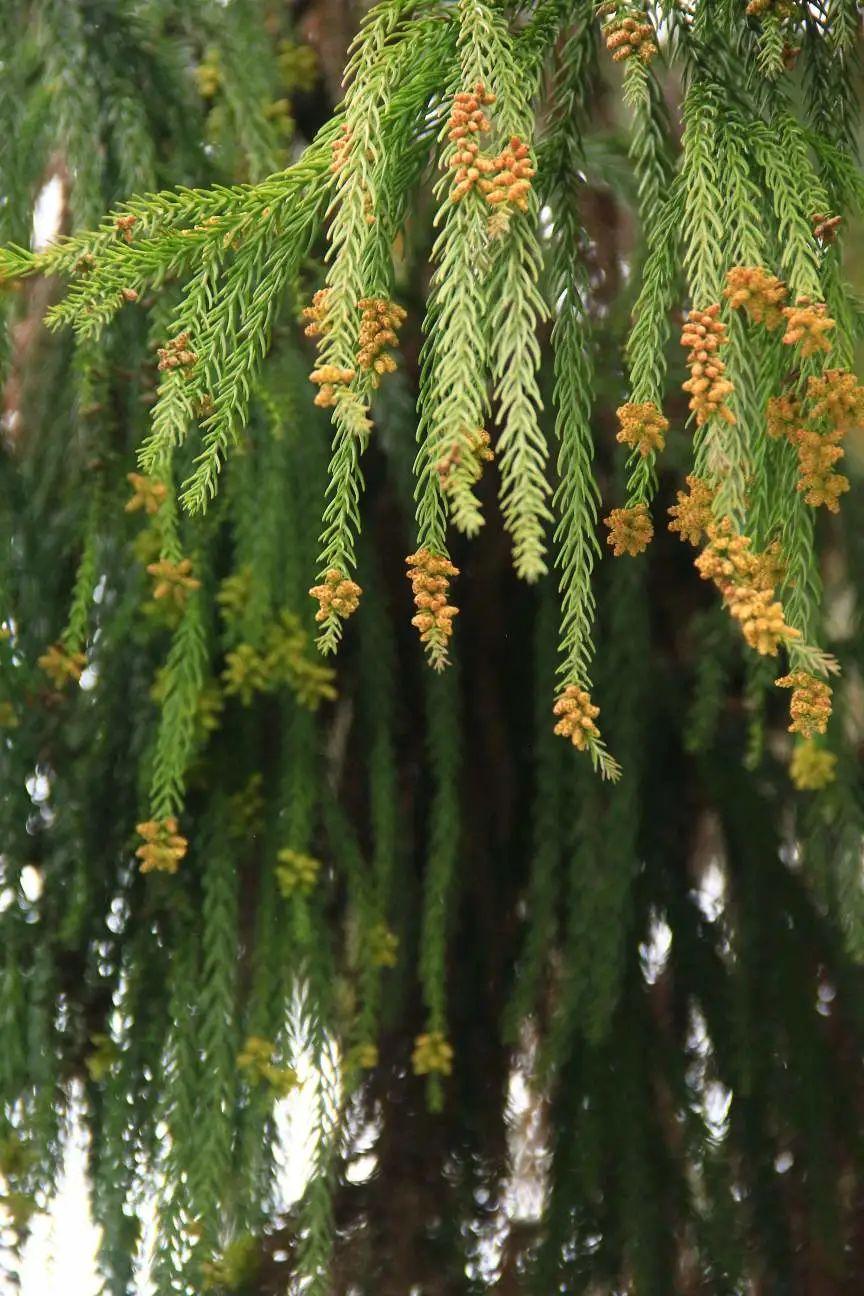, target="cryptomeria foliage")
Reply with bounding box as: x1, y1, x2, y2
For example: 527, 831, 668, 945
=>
2, 0, 864, 1291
